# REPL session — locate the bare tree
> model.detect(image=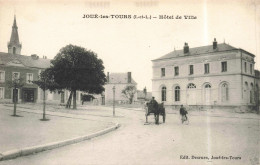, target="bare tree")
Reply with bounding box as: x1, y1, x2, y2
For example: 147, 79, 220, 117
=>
122, 85, 137, 104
